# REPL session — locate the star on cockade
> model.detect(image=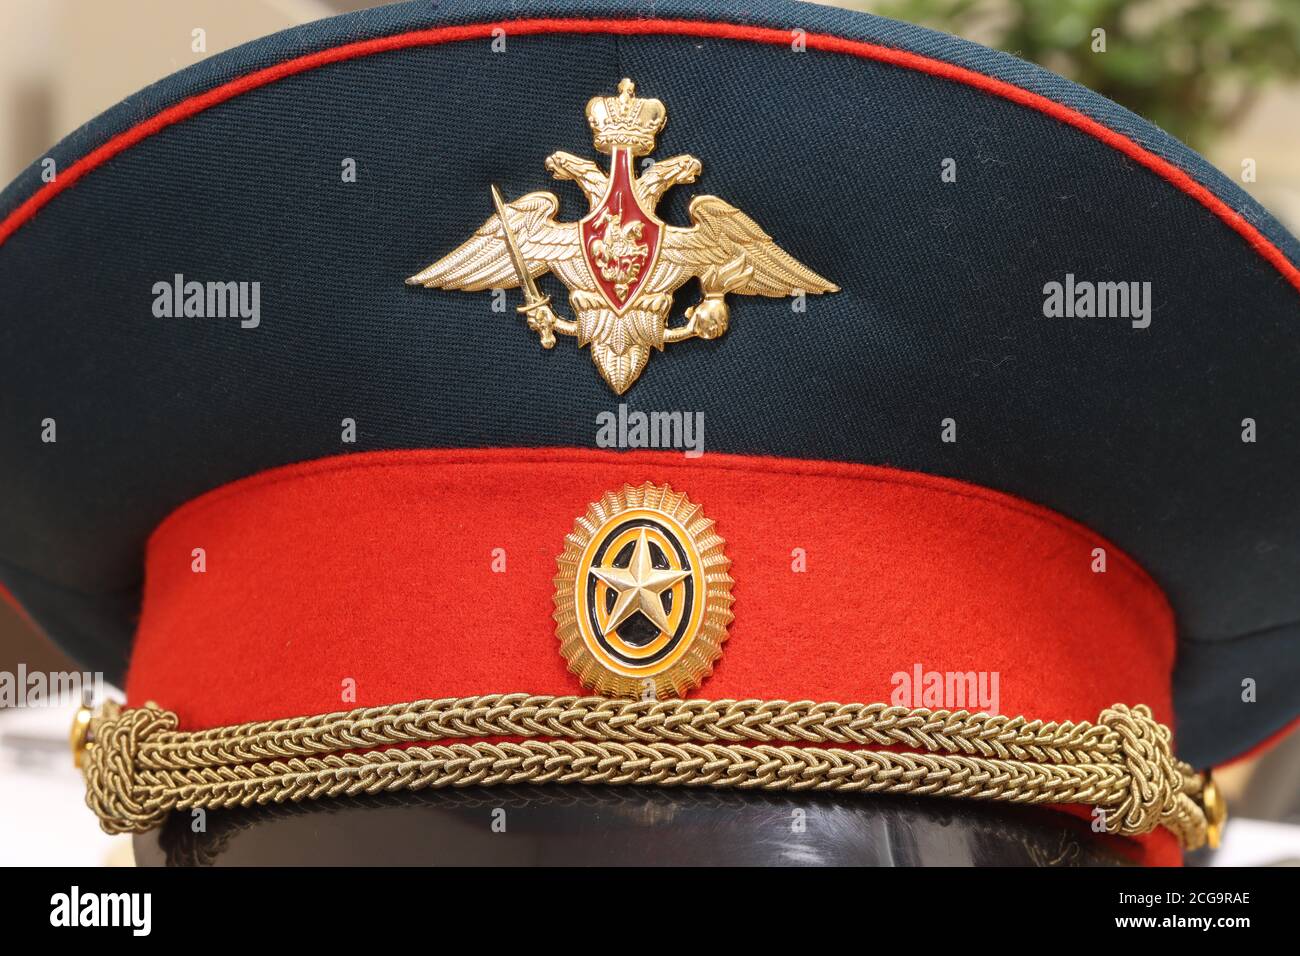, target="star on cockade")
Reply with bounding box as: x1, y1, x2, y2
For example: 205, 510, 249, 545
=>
590, 529, 690, 635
